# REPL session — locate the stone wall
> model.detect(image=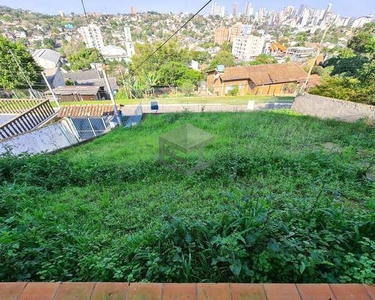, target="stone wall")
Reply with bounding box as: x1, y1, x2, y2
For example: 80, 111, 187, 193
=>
292, 94, 375, 122
0, 119, 80, 155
